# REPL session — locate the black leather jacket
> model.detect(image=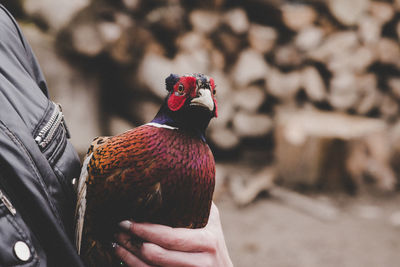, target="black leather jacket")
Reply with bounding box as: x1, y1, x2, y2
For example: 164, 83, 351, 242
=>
0, 5, 85, 267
